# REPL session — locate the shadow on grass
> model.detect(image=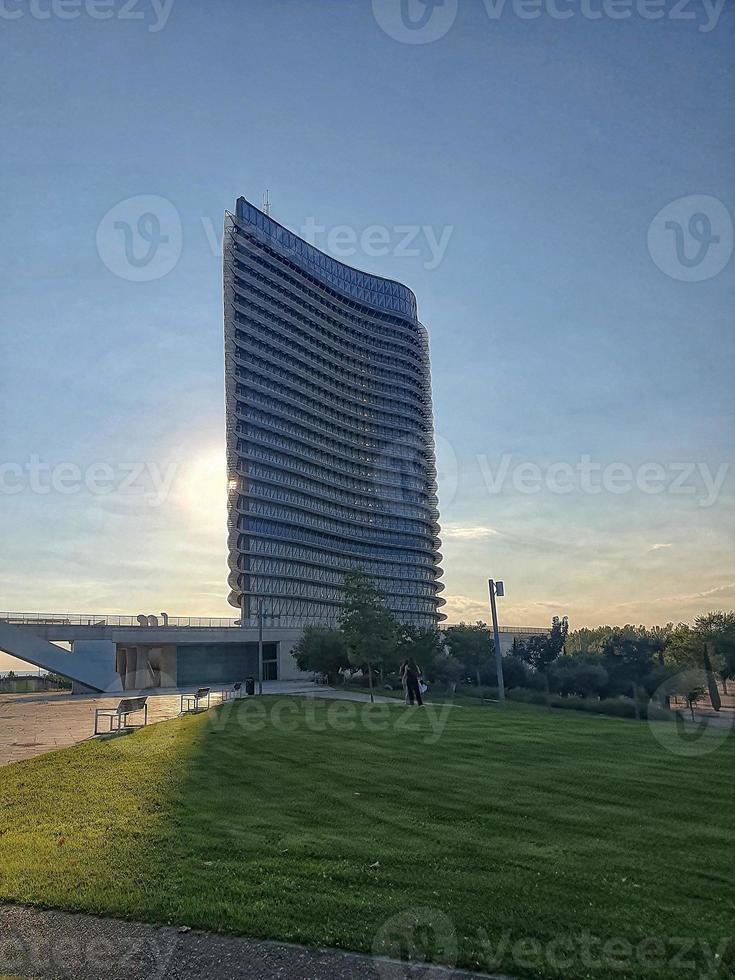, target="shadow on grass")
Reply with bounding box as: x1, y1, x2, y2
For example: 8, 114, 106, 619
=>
0, 696, 734, 980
